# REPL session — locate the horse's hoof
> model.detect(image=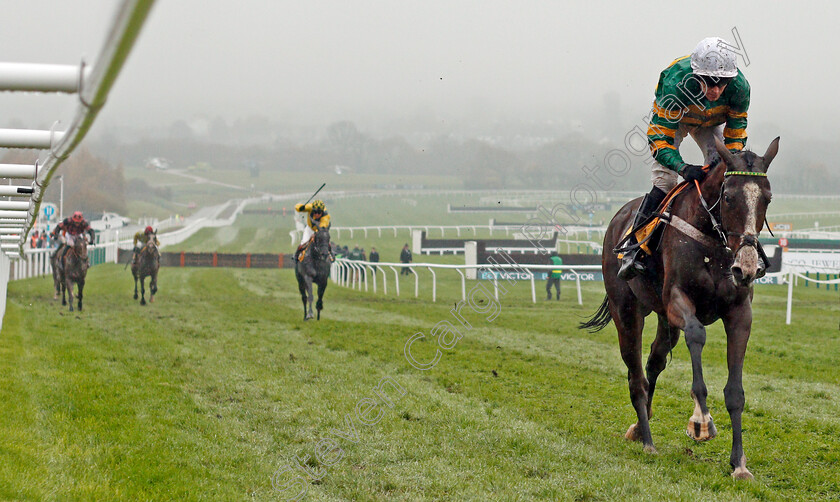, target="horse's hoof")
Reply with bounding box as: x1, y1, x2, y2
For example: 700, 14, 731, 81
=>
732, 467, 754, 480
140, 300, 146, 306
134, 294, 138, 300
149, 297, 154, 303
686, 416, 717, 441
625, 424, 642, 442
643, 445, 658, 455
